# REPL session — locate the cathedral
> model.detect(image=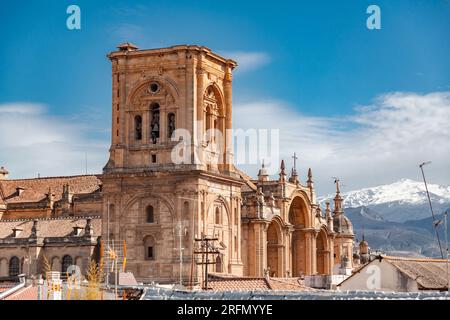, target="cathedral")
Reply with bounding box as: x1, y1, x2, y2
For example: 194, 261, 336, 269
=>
0, 44, 354, 286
